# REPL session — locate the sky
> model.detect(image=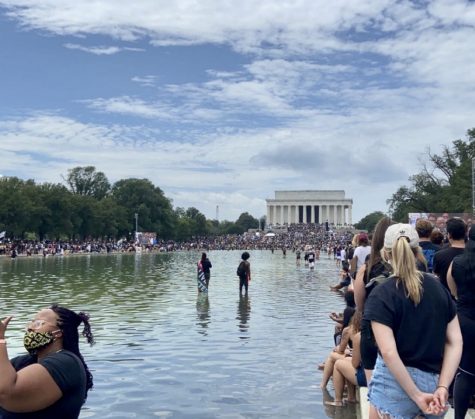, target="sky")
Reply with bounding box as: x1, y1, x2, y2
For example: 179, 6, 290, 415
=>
0, 0, 474, 224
